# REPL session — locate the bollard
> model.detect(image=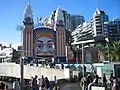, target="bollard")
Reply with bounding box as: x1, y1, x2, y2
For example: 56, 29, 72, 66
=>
57, 86, 60, 90
53, 86, 57, 90
54, 76, 57, 84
